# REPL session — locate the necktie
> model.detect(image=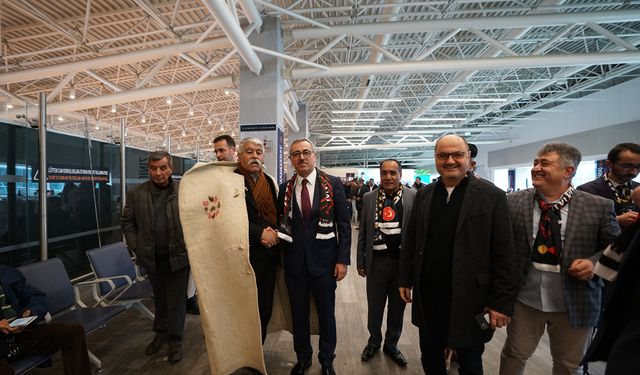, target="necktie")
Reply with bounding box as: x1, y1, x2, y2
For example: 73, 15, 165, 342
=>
301, 178, 312, 225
